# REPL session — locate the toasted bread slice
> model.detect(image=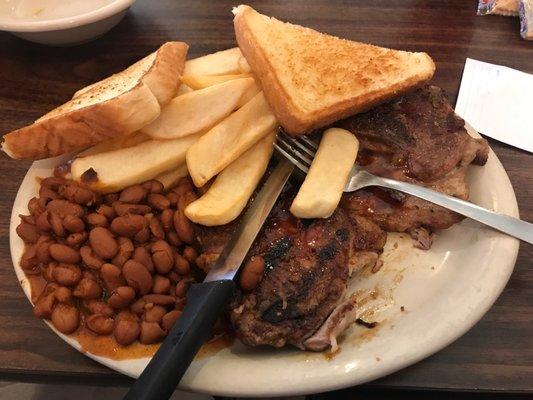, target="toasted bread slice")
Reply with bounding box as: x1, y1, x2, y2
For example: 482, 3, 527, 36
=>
233, 5, 435, 135
3, 41, 188, 160
73, 42, 187, 105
